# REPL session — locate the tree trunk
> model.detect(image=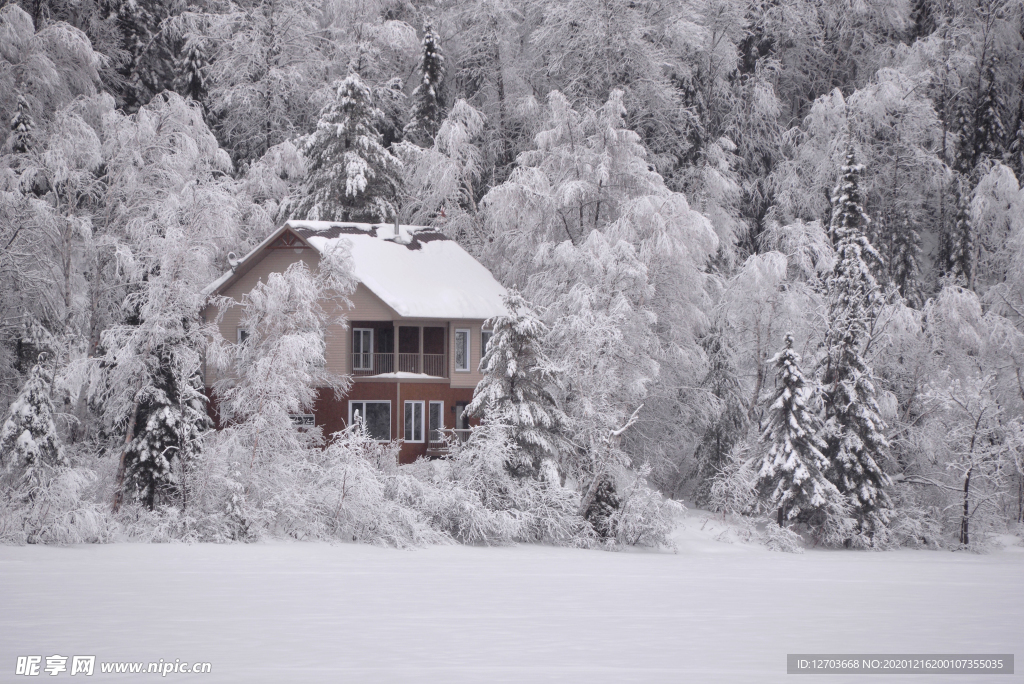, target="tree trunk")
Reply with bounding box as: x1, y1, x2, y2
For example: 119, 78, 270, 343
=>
959, 466, 972, 545
112, 398, 142, 512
